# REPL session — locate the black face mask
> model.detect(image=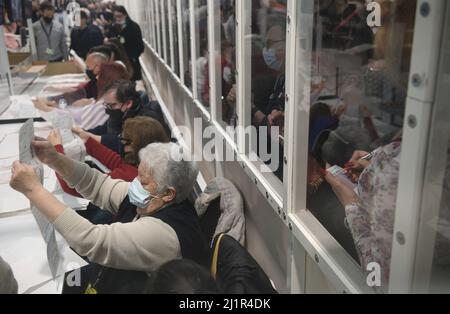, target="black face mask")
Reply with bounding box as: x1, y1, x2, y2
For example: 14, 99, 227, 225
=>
106, 109, 125, 132
43, 16, 53, 24
85, 69, 96, 81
